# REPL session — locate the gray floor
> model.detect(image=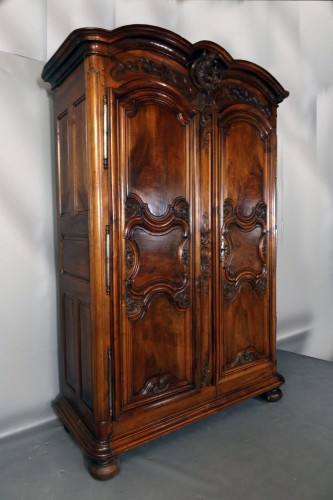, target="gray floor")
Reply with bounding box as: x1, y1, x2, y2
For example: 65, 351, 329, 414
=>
1, 350, 333, 500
